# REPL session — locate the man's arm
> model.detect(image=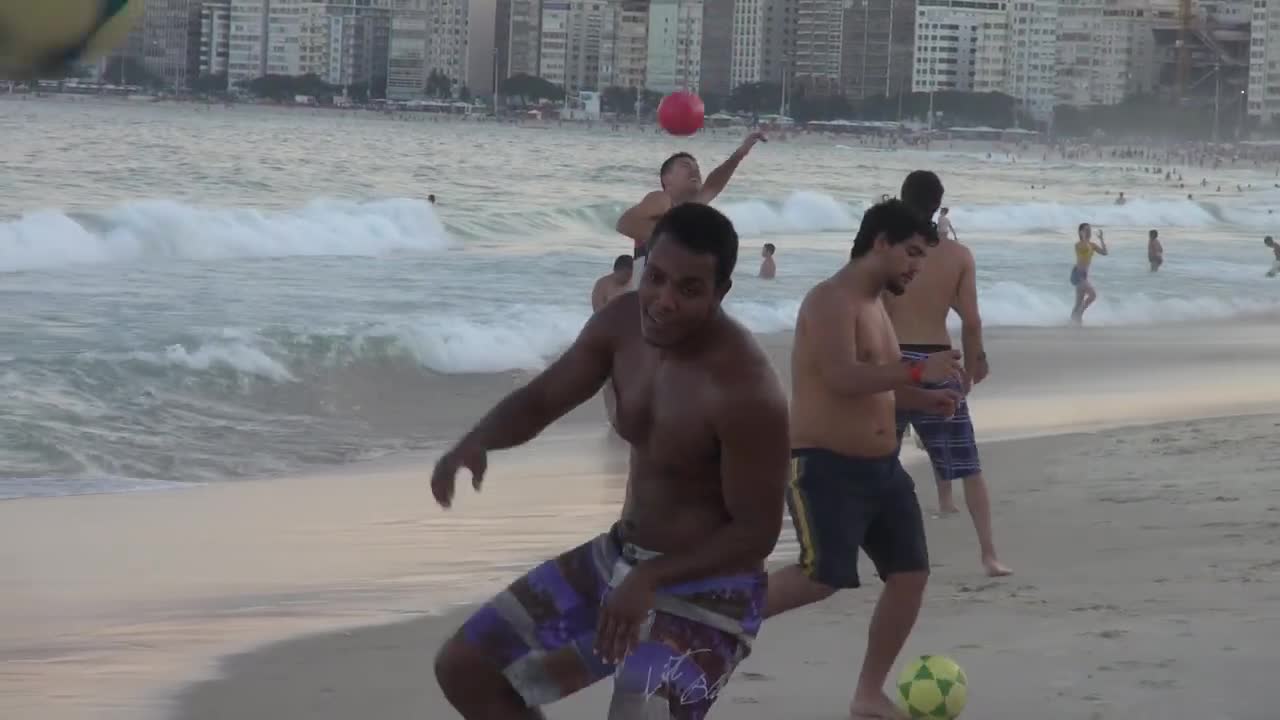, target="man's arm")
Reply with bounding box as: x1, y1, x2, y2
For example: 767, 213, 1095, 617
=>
807, 288, 917, 395
951, 247, 986, 384
696, 131, 765, 203
615, 191, 671, 245
461, 302, 617, 451
635, 372, 790, 586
